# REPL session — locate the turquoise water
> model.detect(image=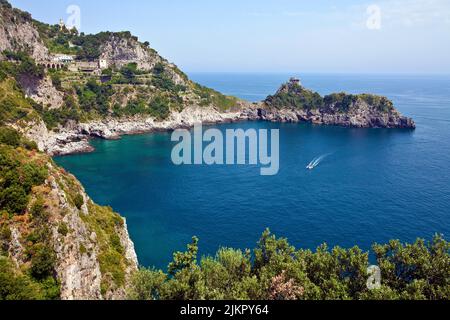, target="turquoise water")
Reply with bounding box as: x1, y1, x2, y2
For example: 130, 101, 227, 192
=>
55, 73, 450, 269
